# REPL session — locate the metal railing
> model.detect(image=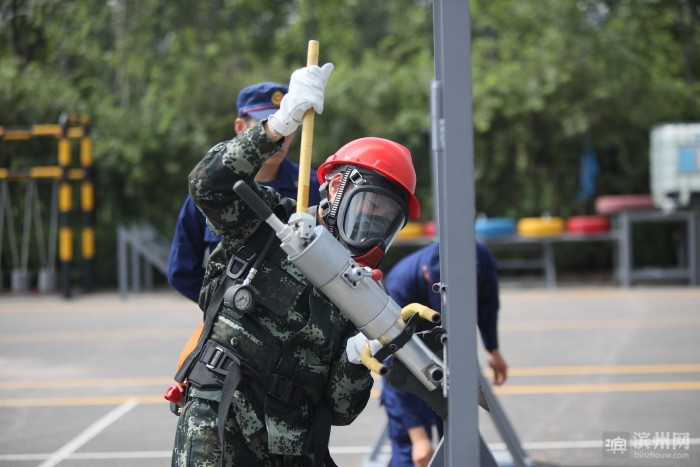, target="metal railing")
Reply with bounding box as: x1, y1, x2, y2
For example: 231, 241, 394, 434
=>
116, 224, 169, 299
